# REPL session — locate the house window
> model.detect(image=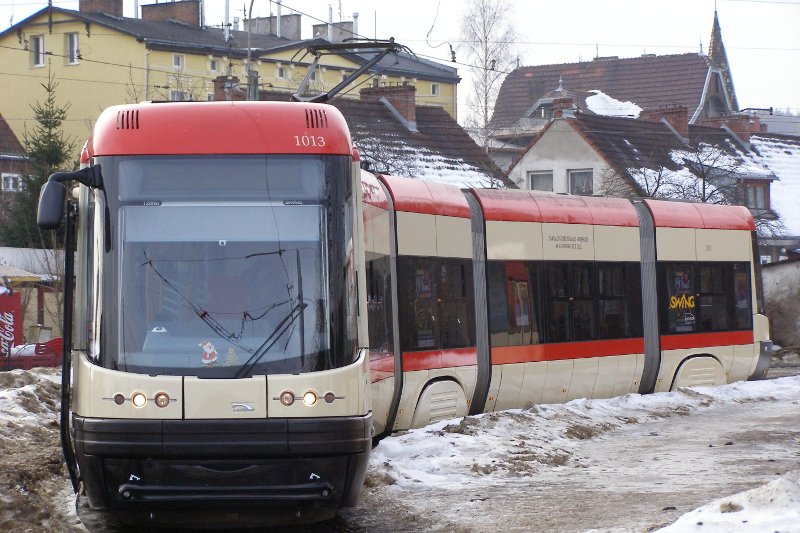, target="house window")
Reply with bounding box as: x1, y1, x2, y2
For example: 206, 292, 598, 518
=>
208, 58, 218, 72
66, 32, 79, 64
372, 77, 380, 88
746, 183, 768, 211
528, 171, 553, 192
31, 35, 45, 67
569, 169, 593, 196
277, 65, 286, 79
169, 89, 189, 102
2, 173, 23, 192
431, 82, 440, 96
173, 54, 184, 70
